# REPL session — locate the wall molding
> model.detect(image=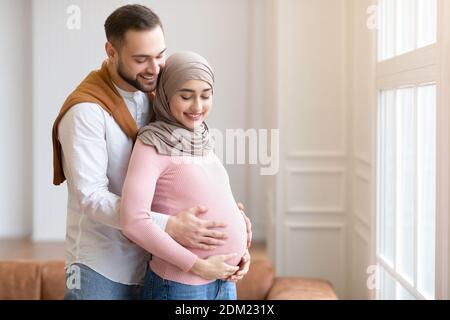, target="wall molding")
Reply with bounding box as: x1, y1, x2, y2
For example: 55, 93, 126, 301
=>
355, 168, 370, 183
286, 167, 347, 214
352, 219, 370, 244
355, 153, 372, 167
287, 151, 347, 159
